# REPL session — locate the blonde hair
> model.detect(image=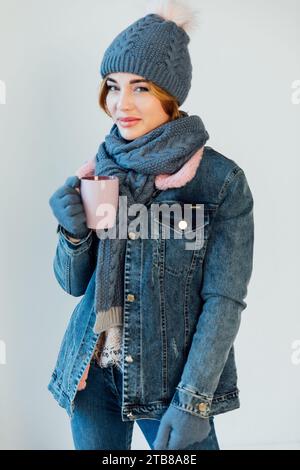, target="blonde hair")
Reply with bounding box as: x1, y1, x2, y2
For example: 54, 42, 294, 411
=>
98, 74, 184, 121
